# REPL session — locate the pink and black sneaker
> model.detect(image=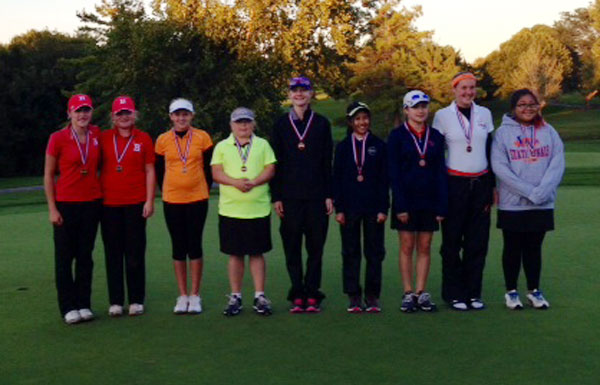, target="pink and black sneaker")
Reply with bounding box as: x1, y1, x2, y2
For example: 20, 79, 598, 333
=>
289, 298, 305, 313
305, 298, 321, 313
